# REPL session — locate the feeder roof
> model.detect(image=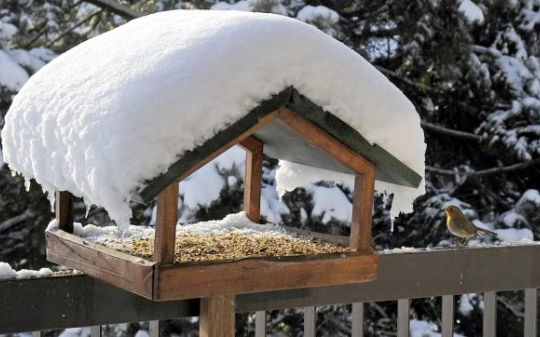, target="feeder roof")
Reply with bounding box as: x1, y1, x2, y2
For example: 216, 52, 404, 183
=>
2, 10, 425, 227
